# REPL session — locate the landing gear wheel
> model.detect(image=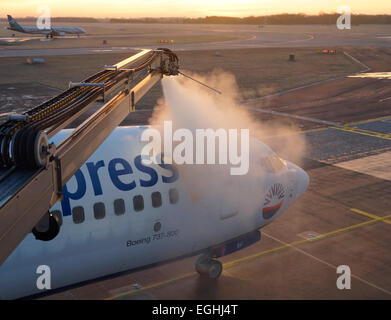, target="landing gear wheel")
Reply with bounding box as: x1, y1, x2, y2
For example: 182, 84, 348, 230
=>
195, 255, 223, 279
